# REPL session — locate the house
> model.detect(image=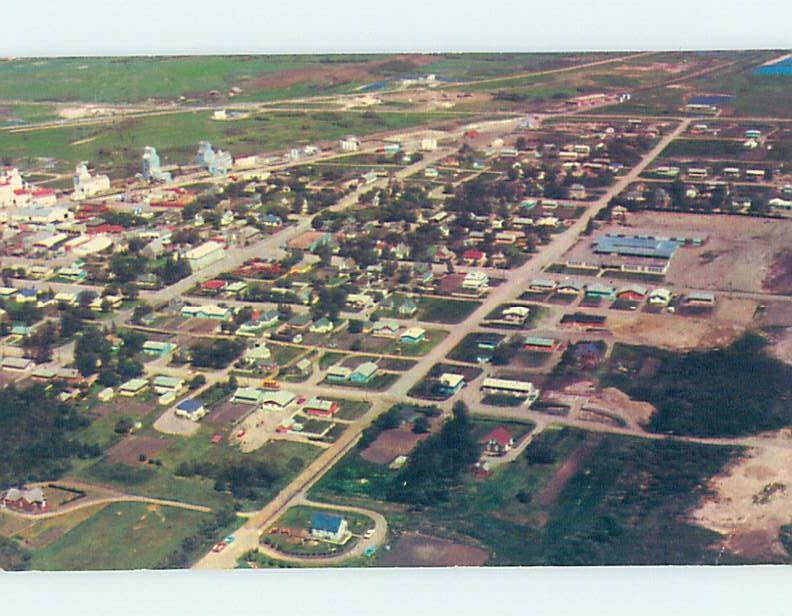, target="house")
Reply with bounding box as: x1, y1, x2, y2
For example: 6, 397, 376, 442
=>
119, 378, 148, 397
201, 279, 228, 293
309, 318, 334, 334
260, 390, 296, 410
181, 304, 231, 321
231, 387, 264, 405
480, 427, 515, 456
560, 312, 607, 329
243, 343, 272, 363
304, 397, 340, 417
647, 288, 672, 306
0, 287, 17, 300
585, 283, 615, 299
523, 336, 558, 353
372, 320, 400, 338
97, 387, 115, 402
462, 249, 486, 266
501, 305, 531, 324
175, 398, 207, 421
397, 298, 418, 317
295, 358, 313, 375
616, 285, 648, 302
326, 366, 352, 383
350, 361, 378, 384
529, 279, 556, 292
1, 356, 32, 371
142, 340, 176, 357
438, 373, 465, 395
462, 270, 489, 293
152, 375, 185, 395
2, 487, 48, 513
310, 512, 349, 544
400, 327, 426, 345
